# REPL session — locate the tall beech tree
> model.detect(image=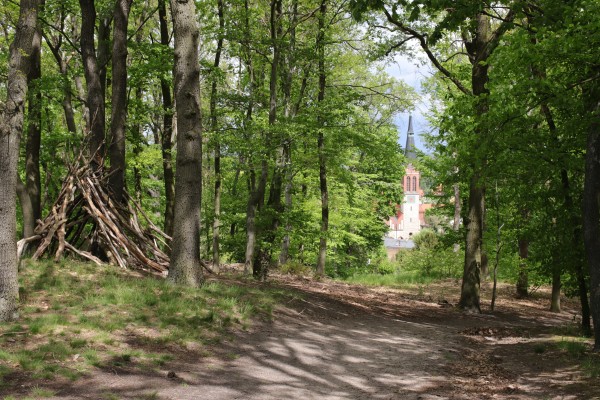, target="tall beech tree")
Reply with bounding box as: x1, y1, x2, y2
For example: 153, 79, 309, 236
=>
0, 0, 41, 321
167, 0, 203, 286
315, 0, 328, 276
24, 9, 43, 236
108, 0, 133, 203
158, 0, 175, 239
